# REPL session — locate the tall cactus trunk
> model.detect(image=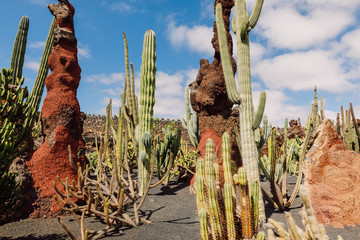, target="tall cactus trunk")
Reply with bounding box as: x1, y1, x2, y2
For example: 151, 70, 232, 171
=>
216, 0, 266, 221
138, 30, 156, 196
10, 16, 29, 84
